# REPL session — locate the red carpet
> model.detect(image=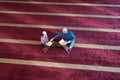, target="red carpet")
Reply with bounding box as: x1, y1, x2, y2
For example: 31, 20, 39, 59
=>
0, 0, 120, 80
0, 63, 119, 80
1, 2, 120, 15
0, 42, 120, 67
0, 26, 120, 45
1, 14, 120, 28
